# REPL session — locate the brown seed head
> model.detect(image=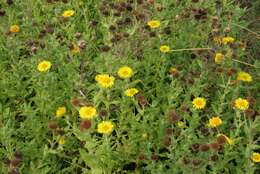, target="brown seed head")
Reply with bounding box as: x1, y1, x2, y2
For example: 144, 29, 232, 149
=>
191, 143, 200, 153
162, 137, 171, 147
216, 135, 226, 144
165, 128, 173, 136
200, 144, 210, 152
211, 154, 219, 162
48, 121, 59, 130
210, 142, 220, 151
71, 98, 81, 106
168, 110, 180, 124
182, 157, 190, 165
192, 159, 201, 166
80, 120, 92, 131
